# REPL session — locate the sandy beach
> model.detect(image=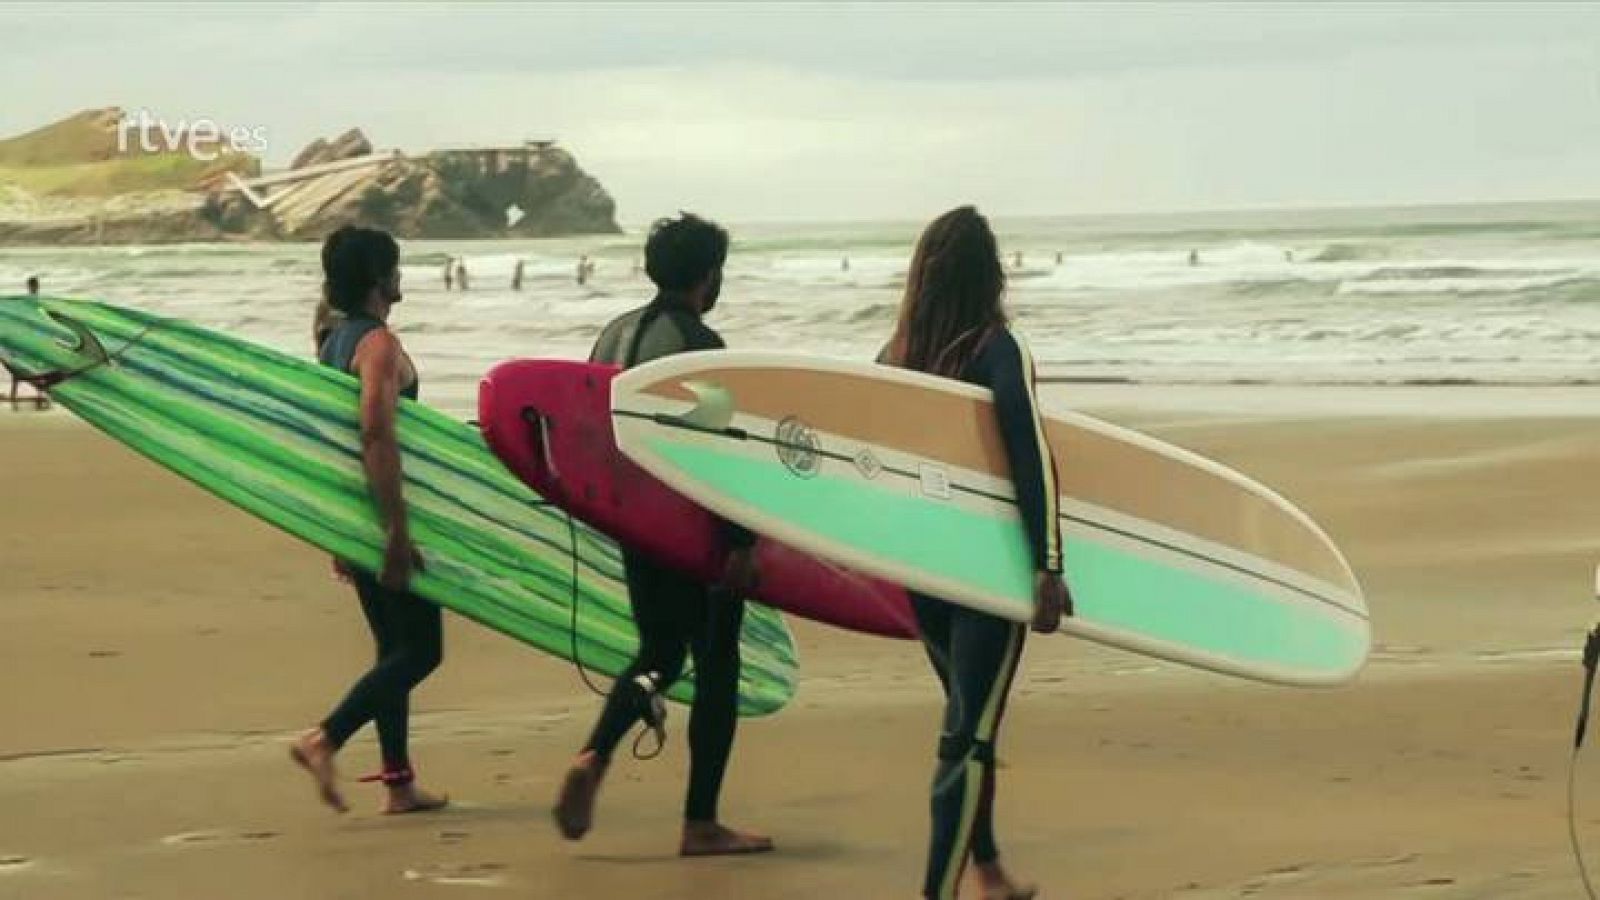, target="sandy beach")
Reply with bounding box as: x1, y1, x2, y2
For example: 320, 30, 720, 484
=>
2, 386, 1597, 899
